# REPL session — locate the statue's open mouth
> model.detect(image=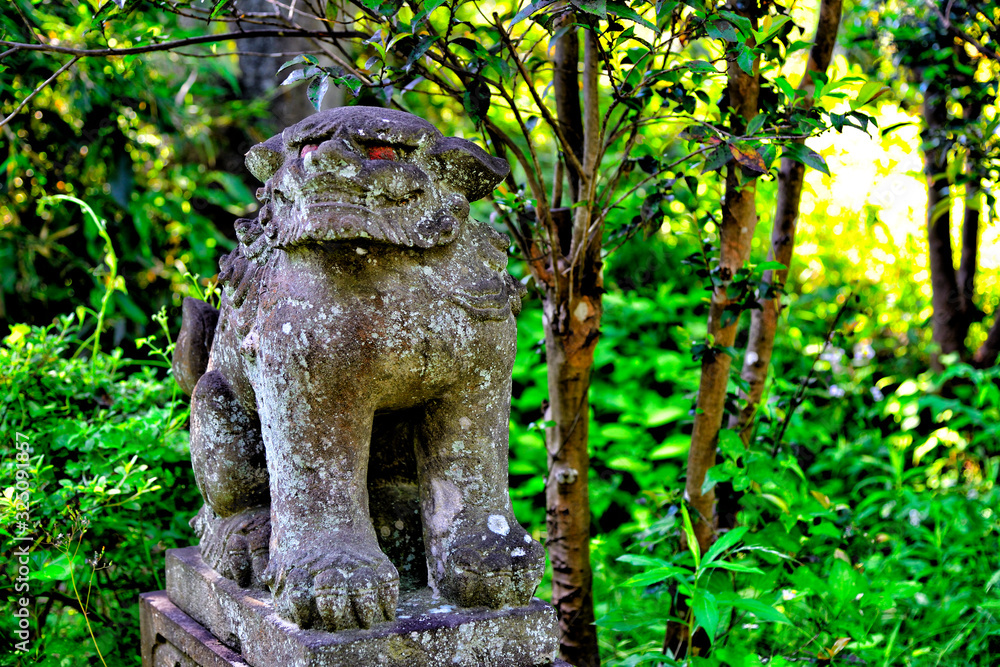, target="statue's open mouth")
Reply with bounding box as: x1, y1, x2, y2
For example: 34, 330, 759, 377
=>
273, 199, 456, 251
